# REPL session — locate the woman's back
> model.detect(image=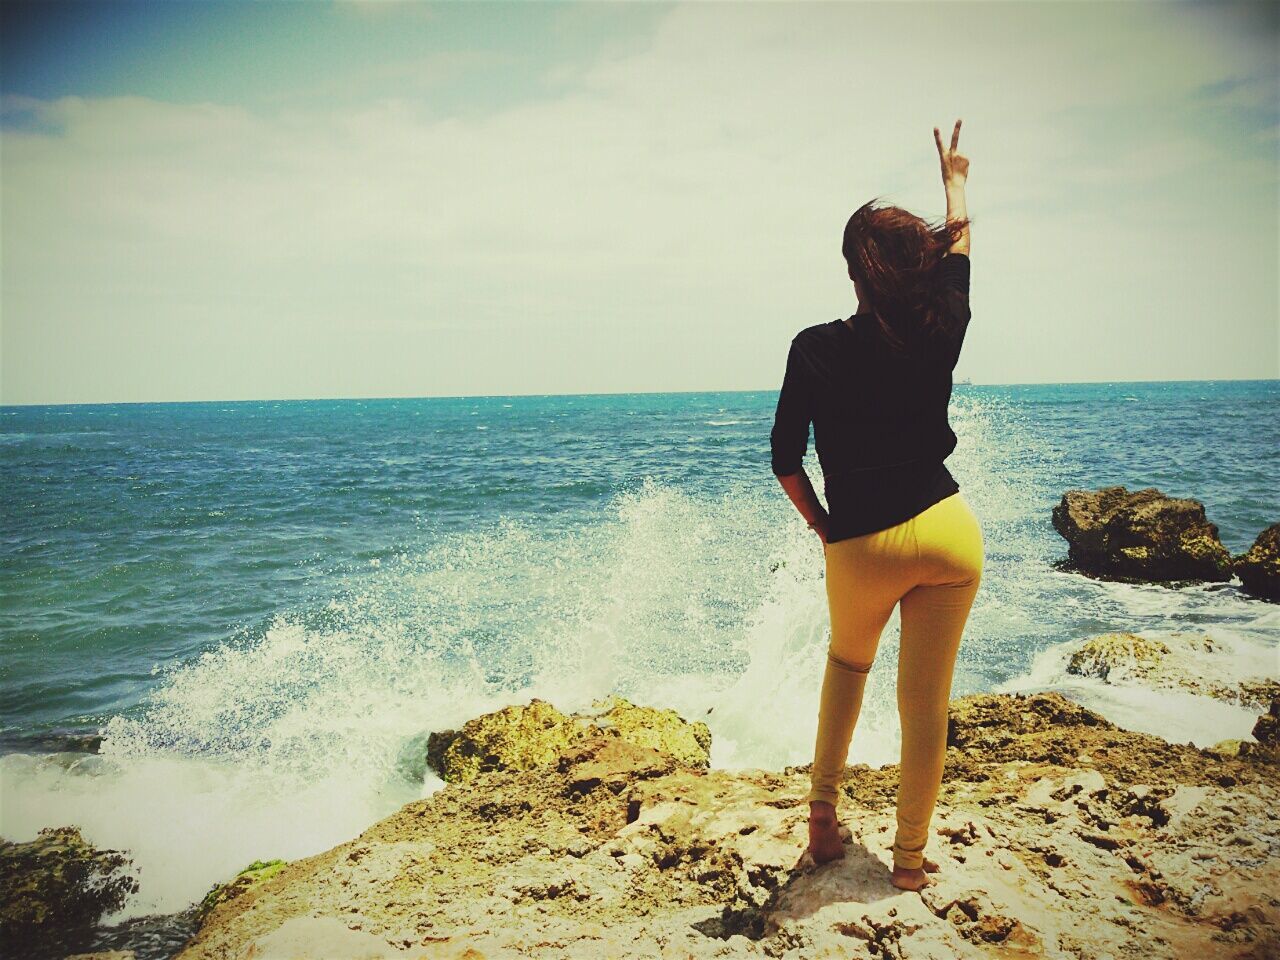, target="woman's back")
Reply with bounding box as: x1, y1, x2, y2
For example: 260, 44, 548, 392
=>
770, 252, 972, 543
